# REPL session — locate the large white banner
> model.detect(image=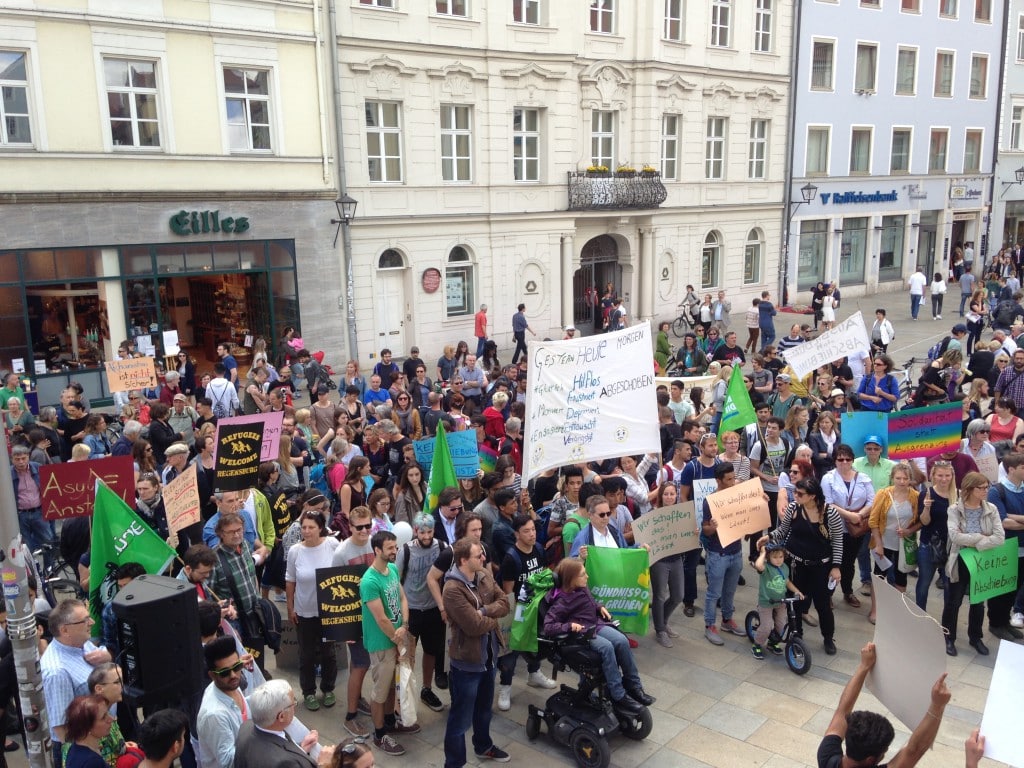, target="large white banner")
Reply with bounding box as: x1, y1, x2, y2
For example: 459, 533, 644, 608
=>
781, 311, 872, 379
523, 322, 660, 481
